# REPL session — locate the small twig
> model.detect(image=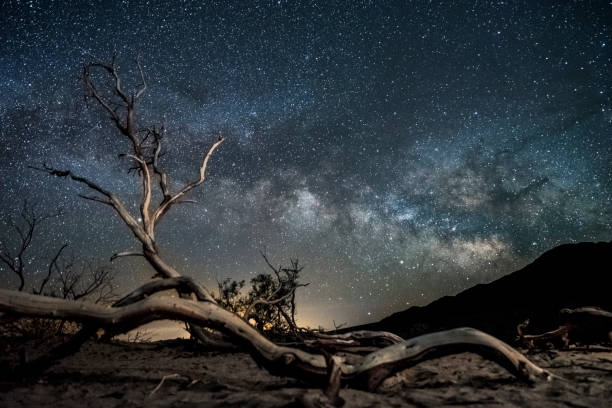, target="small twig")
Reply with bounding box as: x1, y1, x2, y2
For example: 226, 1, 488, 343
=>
148, 373, 181, 398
